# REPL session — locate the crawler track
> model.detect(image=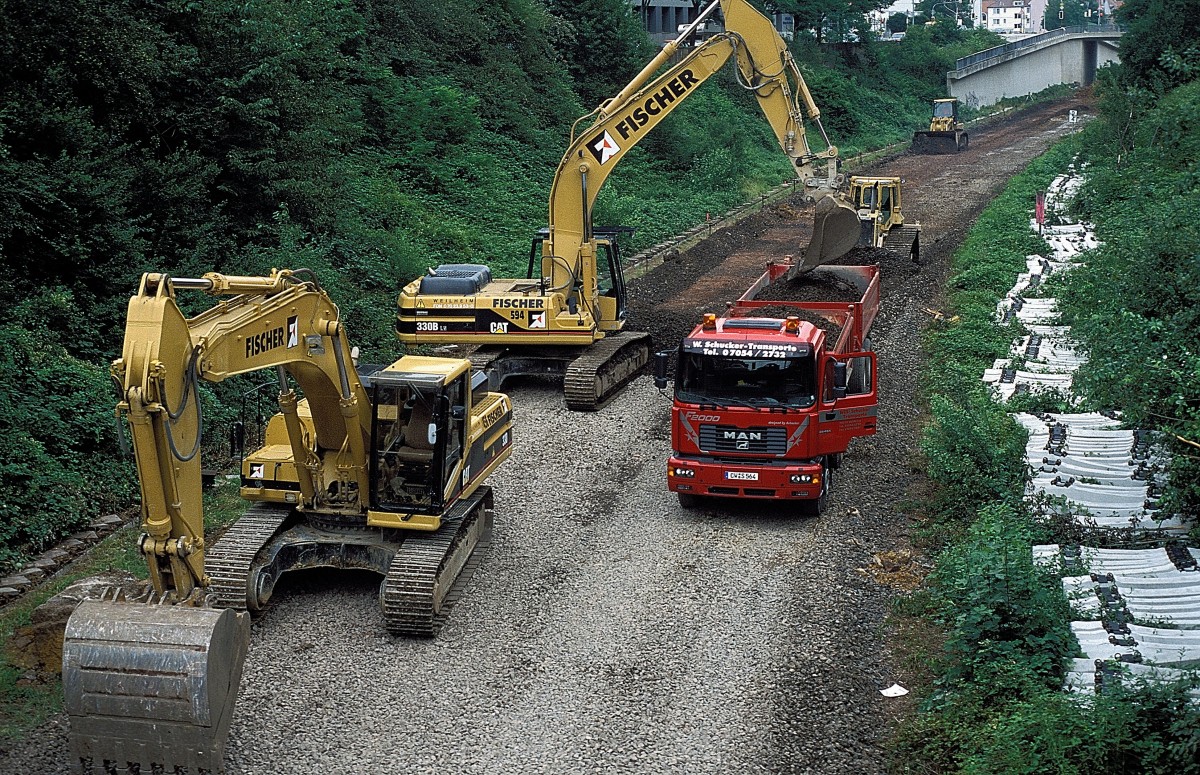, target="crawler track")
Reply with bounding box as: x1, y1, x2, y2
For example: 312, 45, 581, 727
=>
380, 487, 494, 636
563, 331, 652, 410
205, 503, 292, 611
